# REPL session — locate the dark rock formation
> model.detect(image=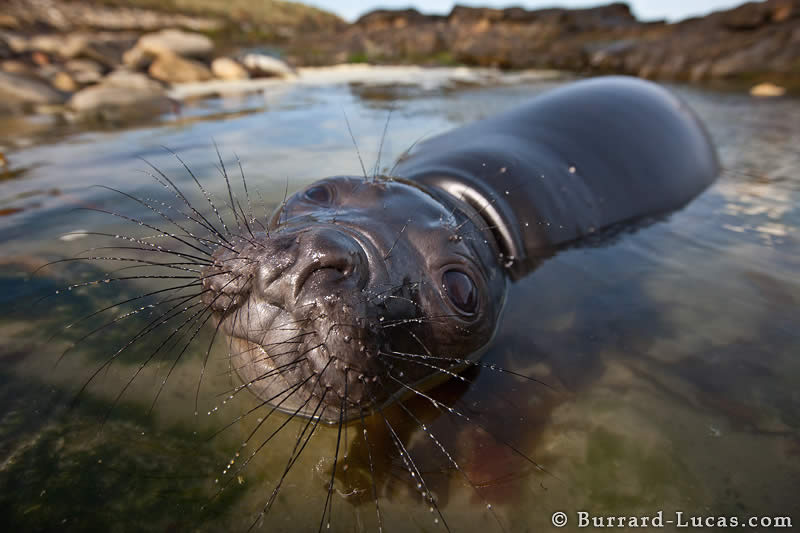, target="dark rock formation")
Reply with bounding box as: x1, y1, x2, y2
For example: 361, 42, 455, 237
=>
289, 0, 800, 87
